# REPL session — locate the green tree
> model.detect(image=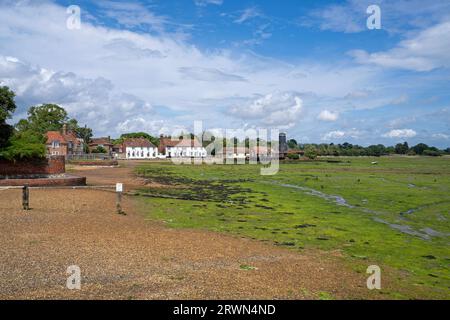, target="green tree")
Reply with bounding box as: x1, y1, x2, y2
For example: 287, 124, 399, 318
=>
118, 132, 159, 146
411, 143, 429, 155
16, 104, 68, 134
0, 86, 17, 148
304, 145, 317, 159
91, 146, 107, 153
0, 129, 46, 160
287, 139, 298, 149
395, 142, 409, 154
